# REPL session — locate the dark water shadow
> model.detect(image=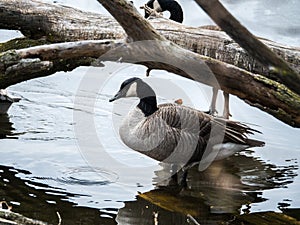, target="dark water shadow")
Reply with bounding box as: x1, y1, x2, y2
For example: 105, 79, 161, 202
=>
0, 165, 117, 225
0, 114, 18, 139
116, 153, 299, 225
